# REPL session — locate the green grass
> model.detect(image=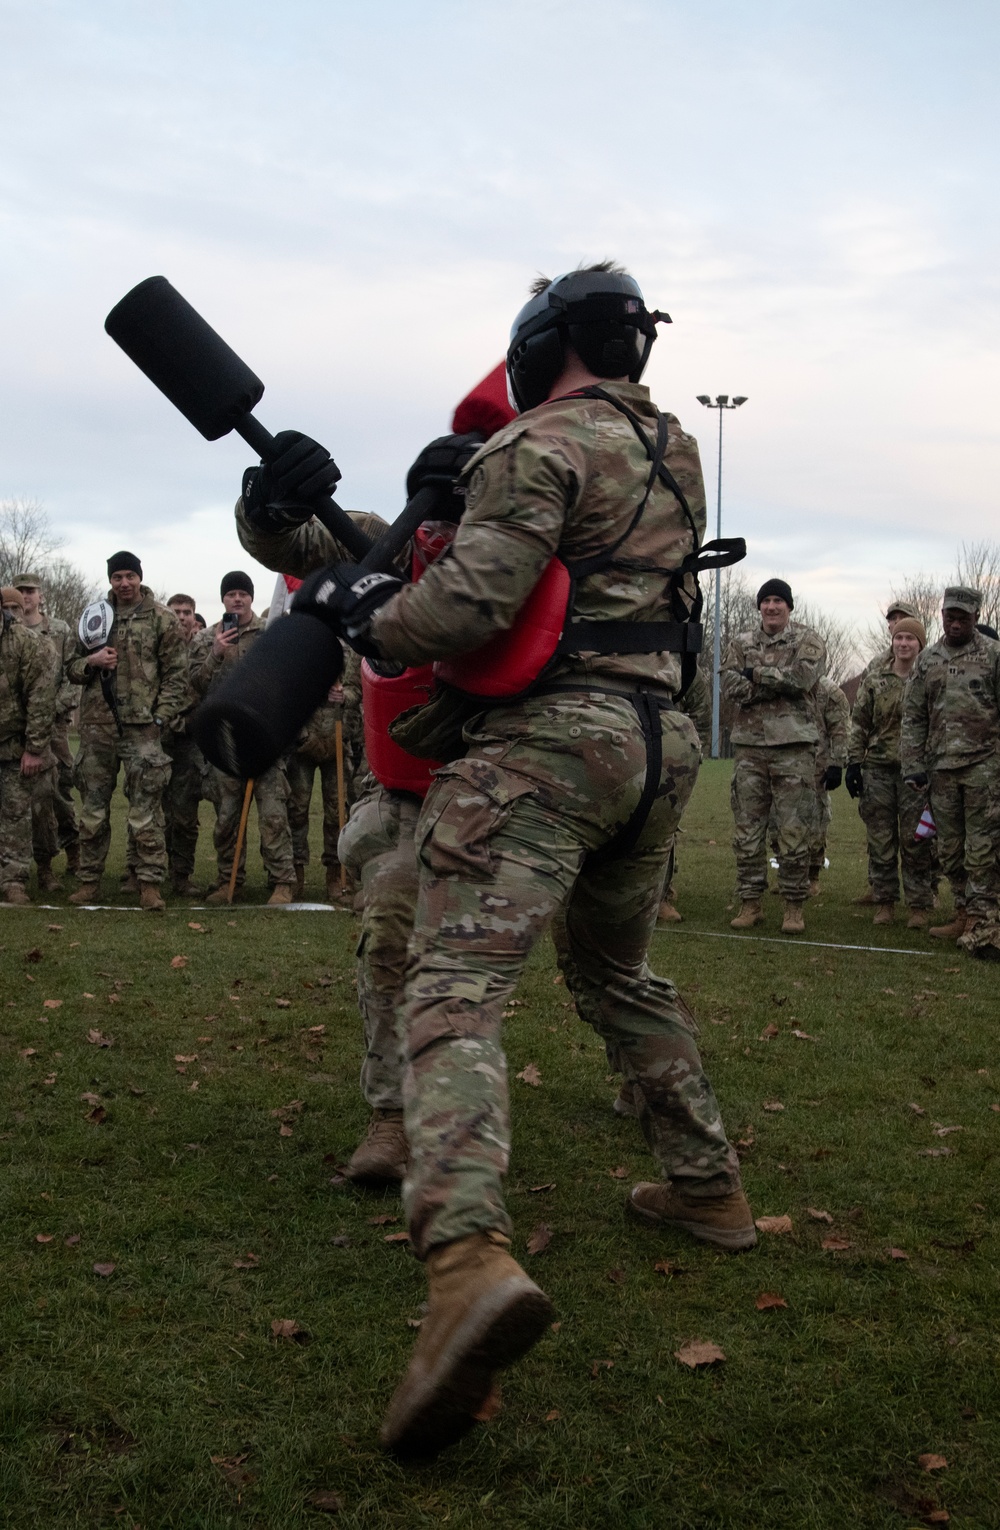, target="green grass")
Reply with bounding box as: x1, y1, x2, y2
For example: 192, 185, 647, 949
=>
1, 762, 998, 1528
